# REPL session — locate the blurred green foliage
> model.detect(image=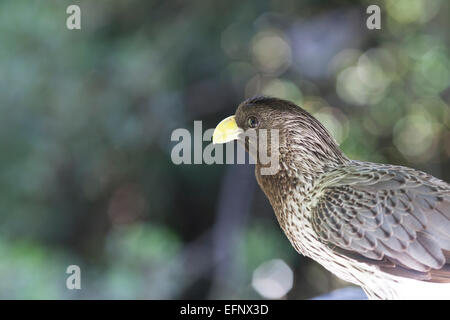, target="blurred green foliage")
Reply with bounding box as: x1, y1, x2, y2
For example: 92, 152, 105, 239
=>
0, 0, 448, 299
